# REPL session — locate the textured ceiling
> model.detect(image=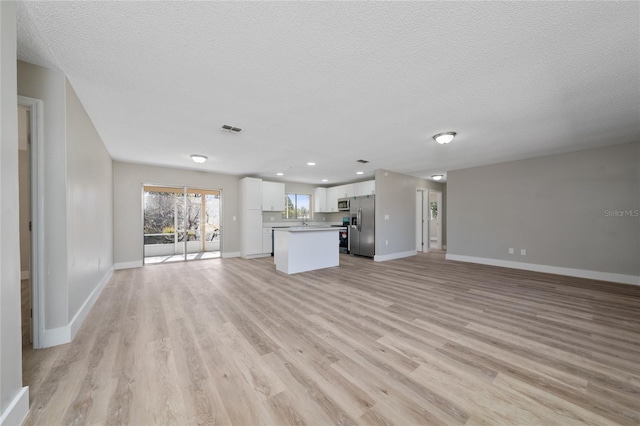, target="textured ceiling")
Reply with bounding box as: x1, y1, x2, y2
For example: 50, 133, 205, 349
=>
16, 1, 640, 185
